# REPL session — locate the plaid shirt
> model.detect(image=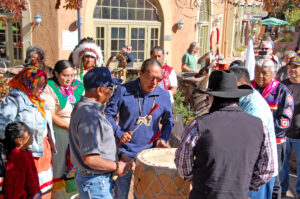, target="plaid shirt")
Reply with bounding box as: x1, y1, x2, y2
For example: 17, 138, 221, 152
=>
174, 119, 274, 190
